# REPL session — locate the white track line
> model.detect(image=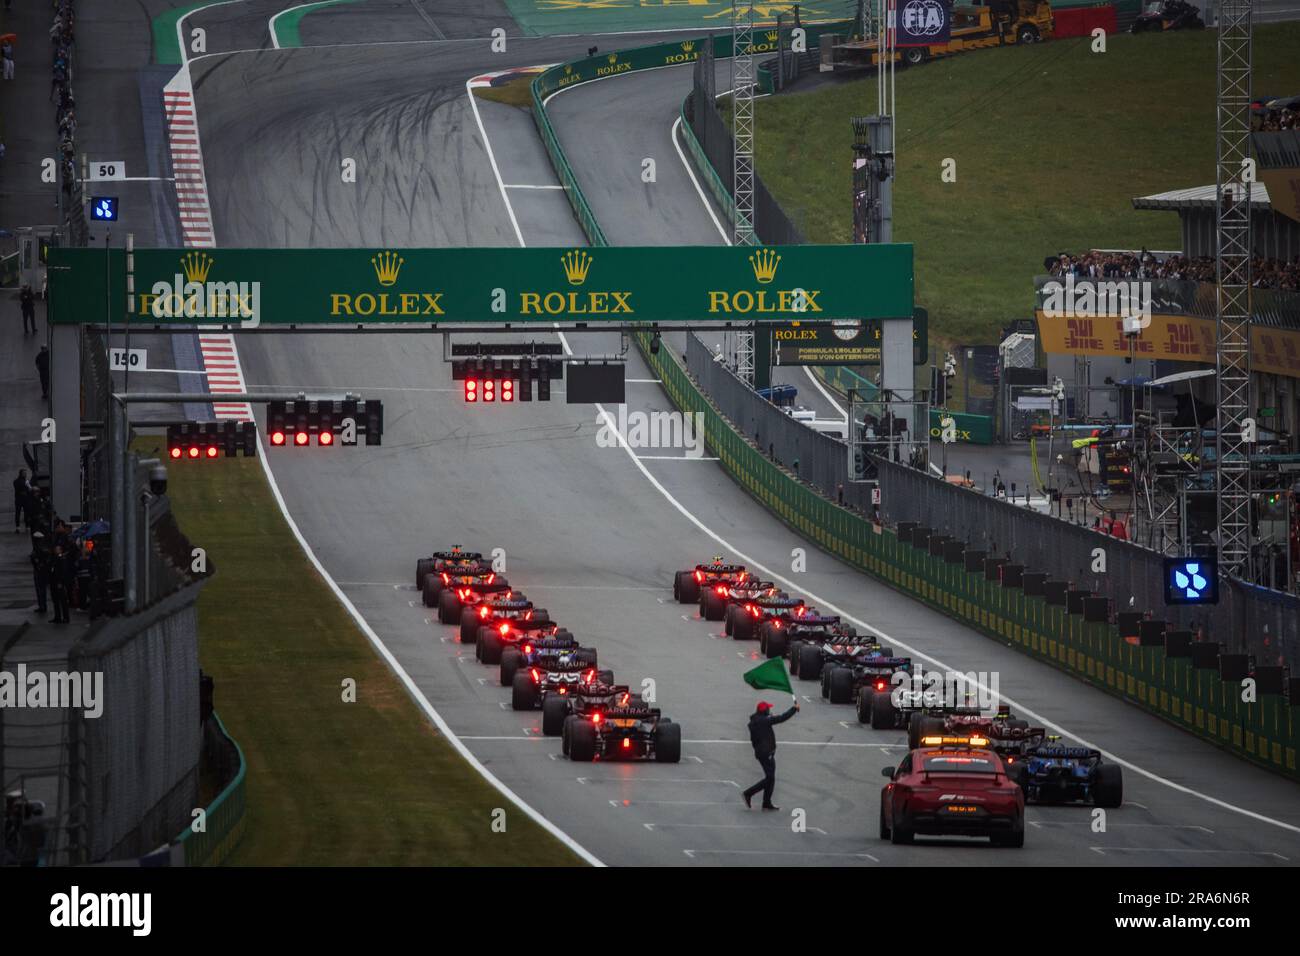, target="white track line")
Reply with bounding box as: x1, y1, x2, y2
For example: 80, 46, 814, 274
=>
530, 63, 1300, 838
160, 45, 603, 866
